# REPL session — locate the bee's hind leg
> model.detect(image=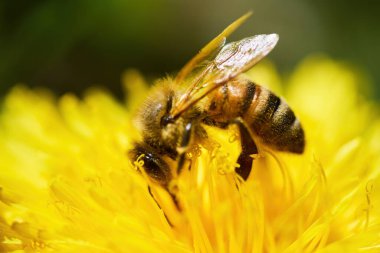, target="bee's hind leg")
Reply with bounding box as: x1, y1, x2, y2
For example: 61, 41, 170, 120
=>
229, 118, 258, 180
